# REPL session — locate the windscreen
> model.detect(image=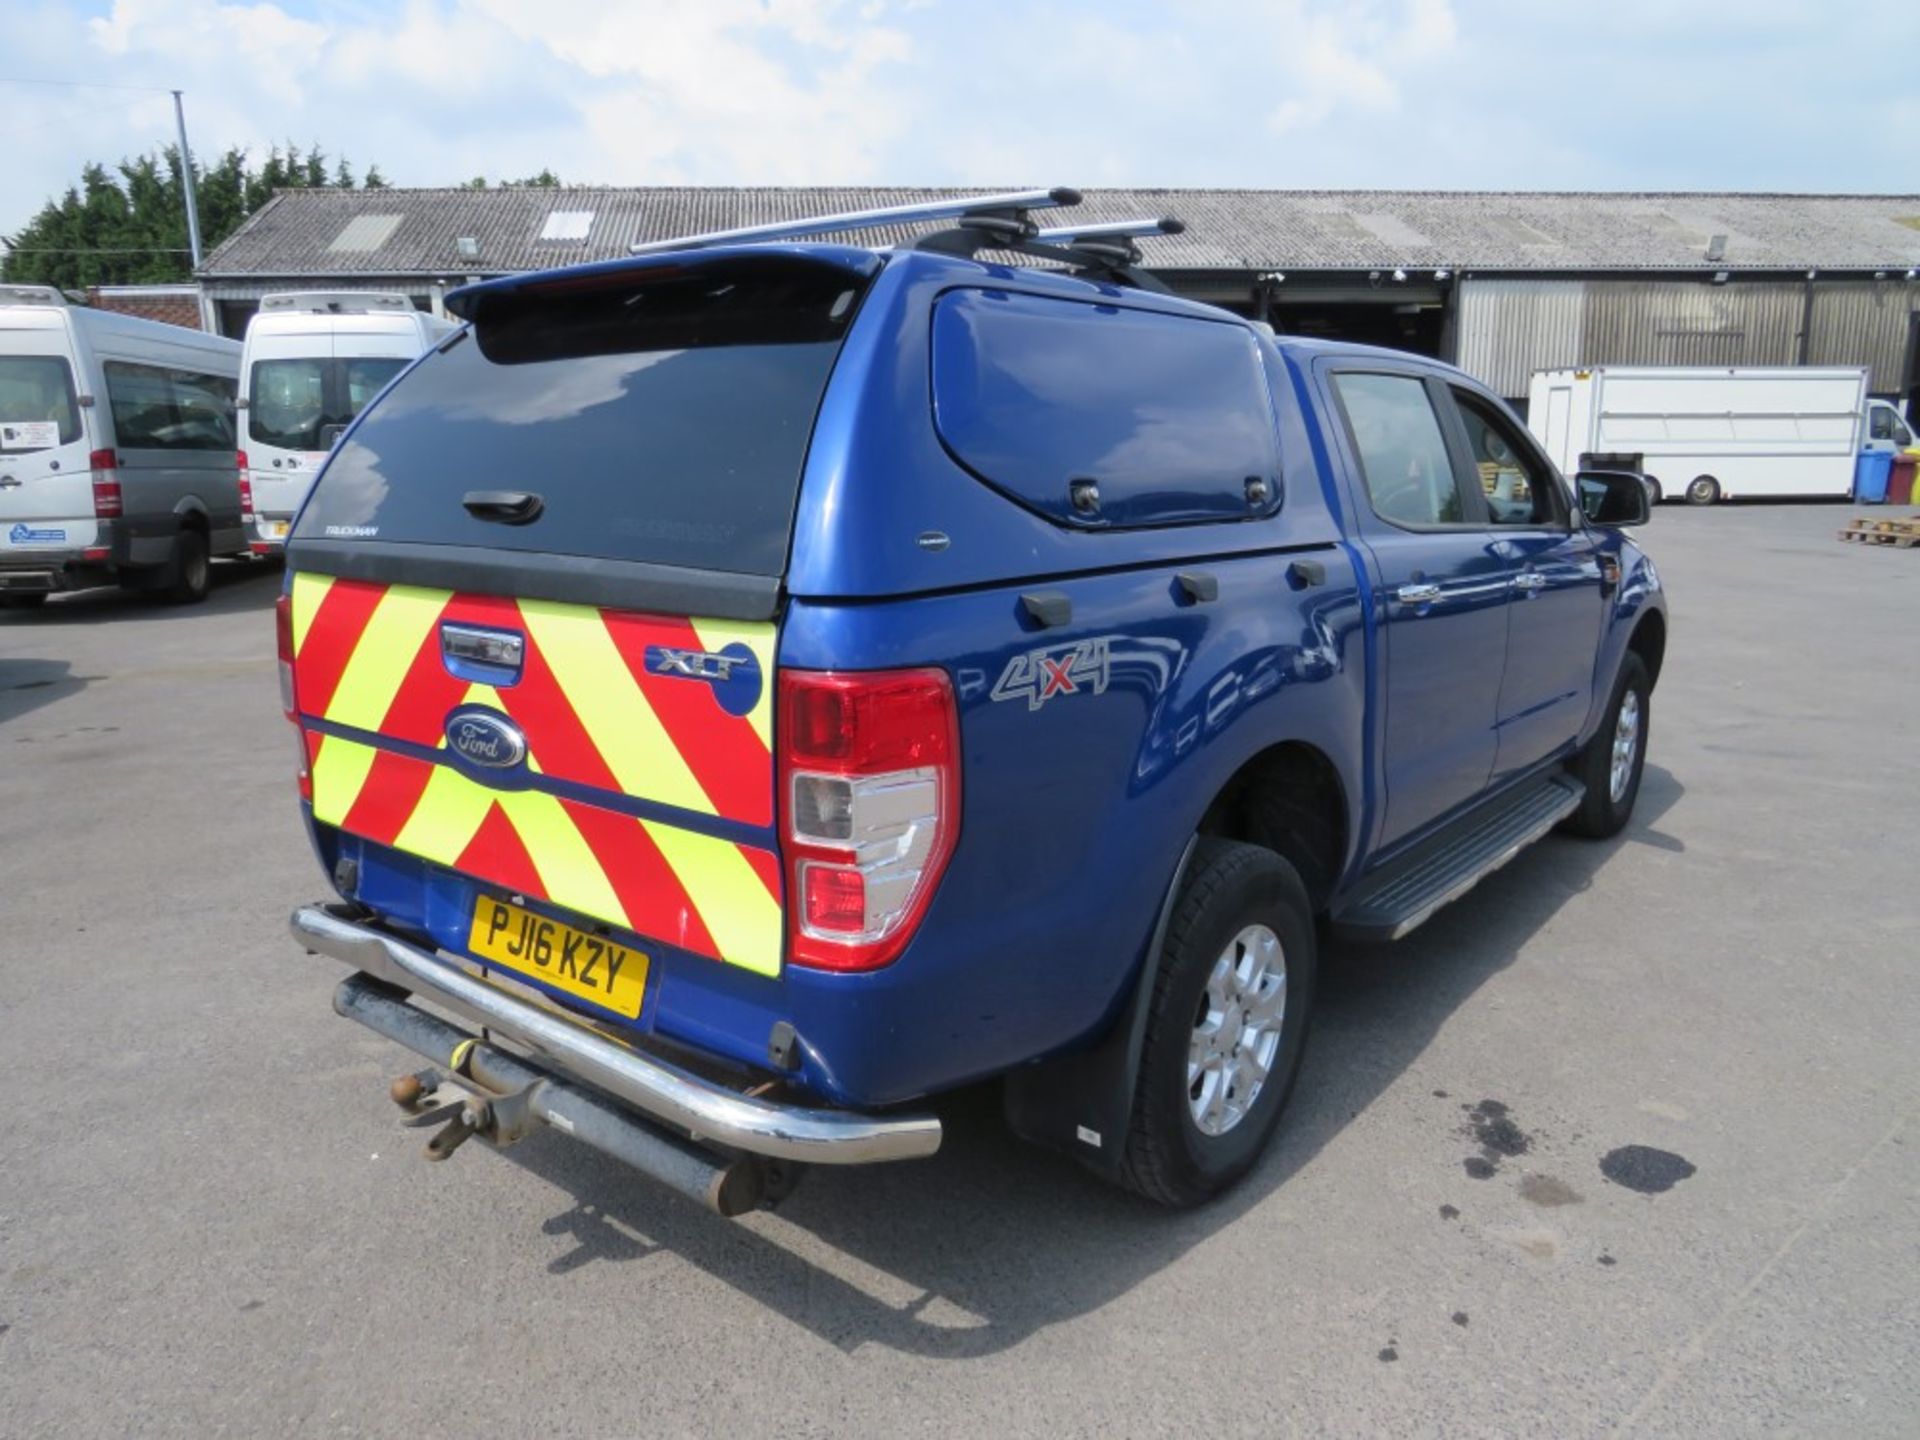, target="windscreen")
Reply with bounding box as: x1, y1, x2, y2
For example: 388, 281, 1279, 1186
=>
293, 256, 869, 576
0, 356, 82, 453
250, 357, 409, 450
